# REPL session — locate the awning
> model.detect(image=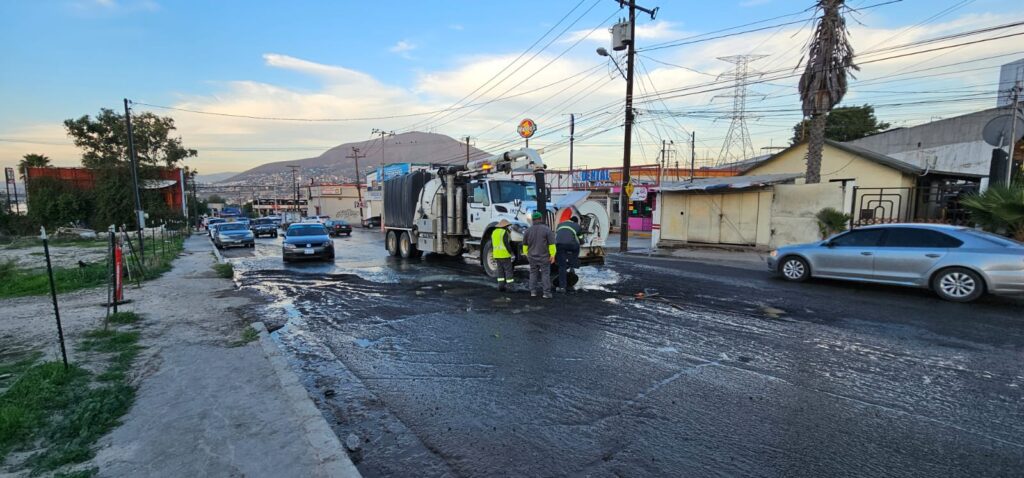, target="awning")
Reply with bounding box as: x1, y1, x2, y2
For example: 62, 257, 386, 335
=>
658, 173, 803, 193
